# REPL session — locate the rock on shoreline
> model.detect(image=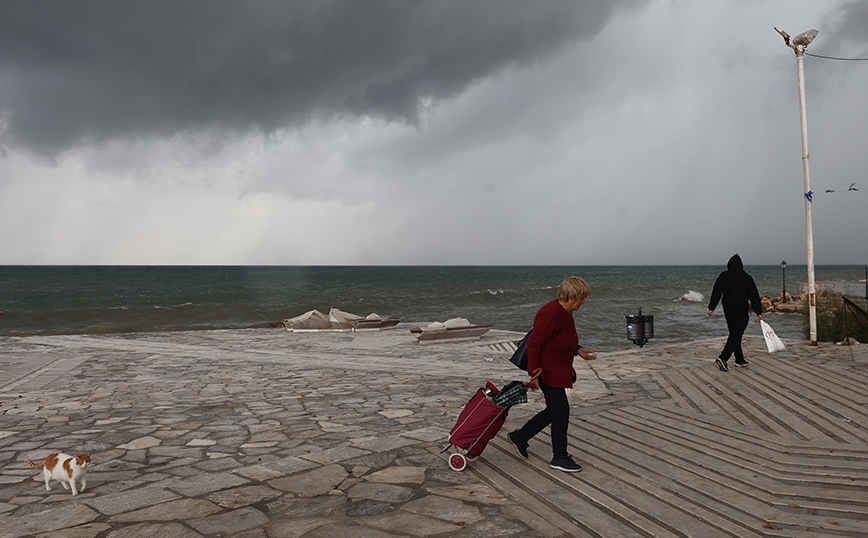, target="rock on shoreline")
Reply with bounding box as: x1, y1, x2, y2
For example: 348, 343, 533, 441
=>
762, 293, 803, 313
